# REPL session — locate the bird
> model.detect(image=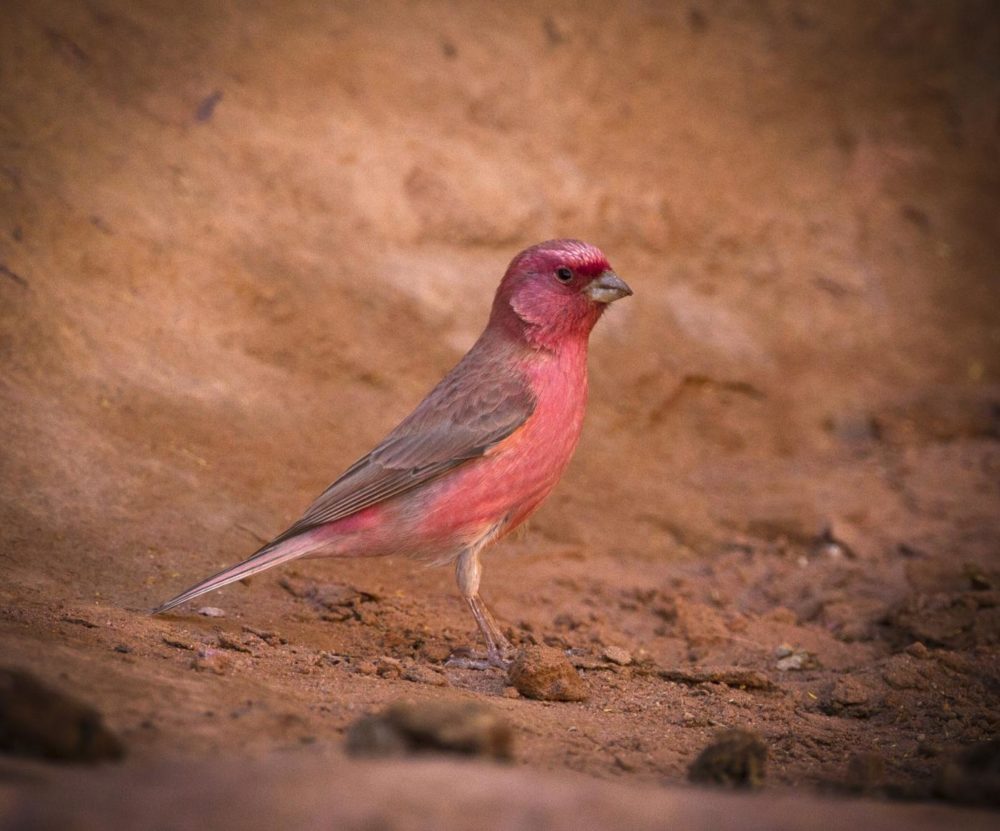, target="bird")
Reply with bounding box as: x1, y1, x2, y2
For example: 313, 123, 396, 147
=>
153, 239, 632, 667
